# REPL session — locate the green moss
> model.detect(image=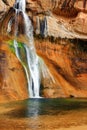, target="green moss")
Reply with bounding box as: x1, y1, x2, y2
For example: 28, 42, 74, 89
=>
8, 40, 15, 54
8, 40, 28, 67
